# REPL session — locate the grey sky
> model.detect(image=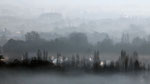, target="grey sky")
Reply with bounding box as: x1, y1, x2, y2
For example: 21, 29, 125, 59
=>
0, 0, 150, 17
